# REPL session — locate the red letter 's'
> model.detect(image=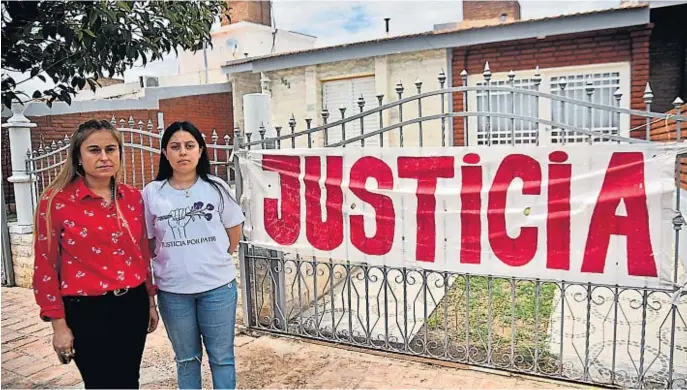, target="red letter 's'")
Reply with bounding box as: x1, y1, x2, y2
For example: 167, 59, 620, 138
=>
349, 157, 395, 256
305, 156, 344, 251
